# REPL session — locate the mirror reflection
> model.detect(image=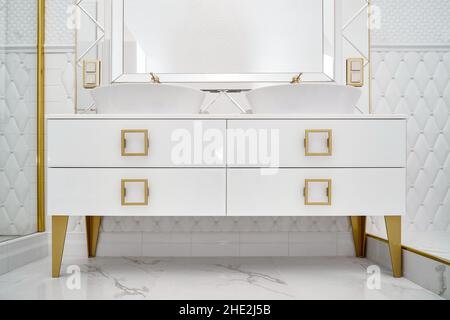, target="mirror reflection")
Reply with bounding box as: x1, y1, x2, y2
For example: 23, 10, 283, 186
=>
115, 0, 335, 82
